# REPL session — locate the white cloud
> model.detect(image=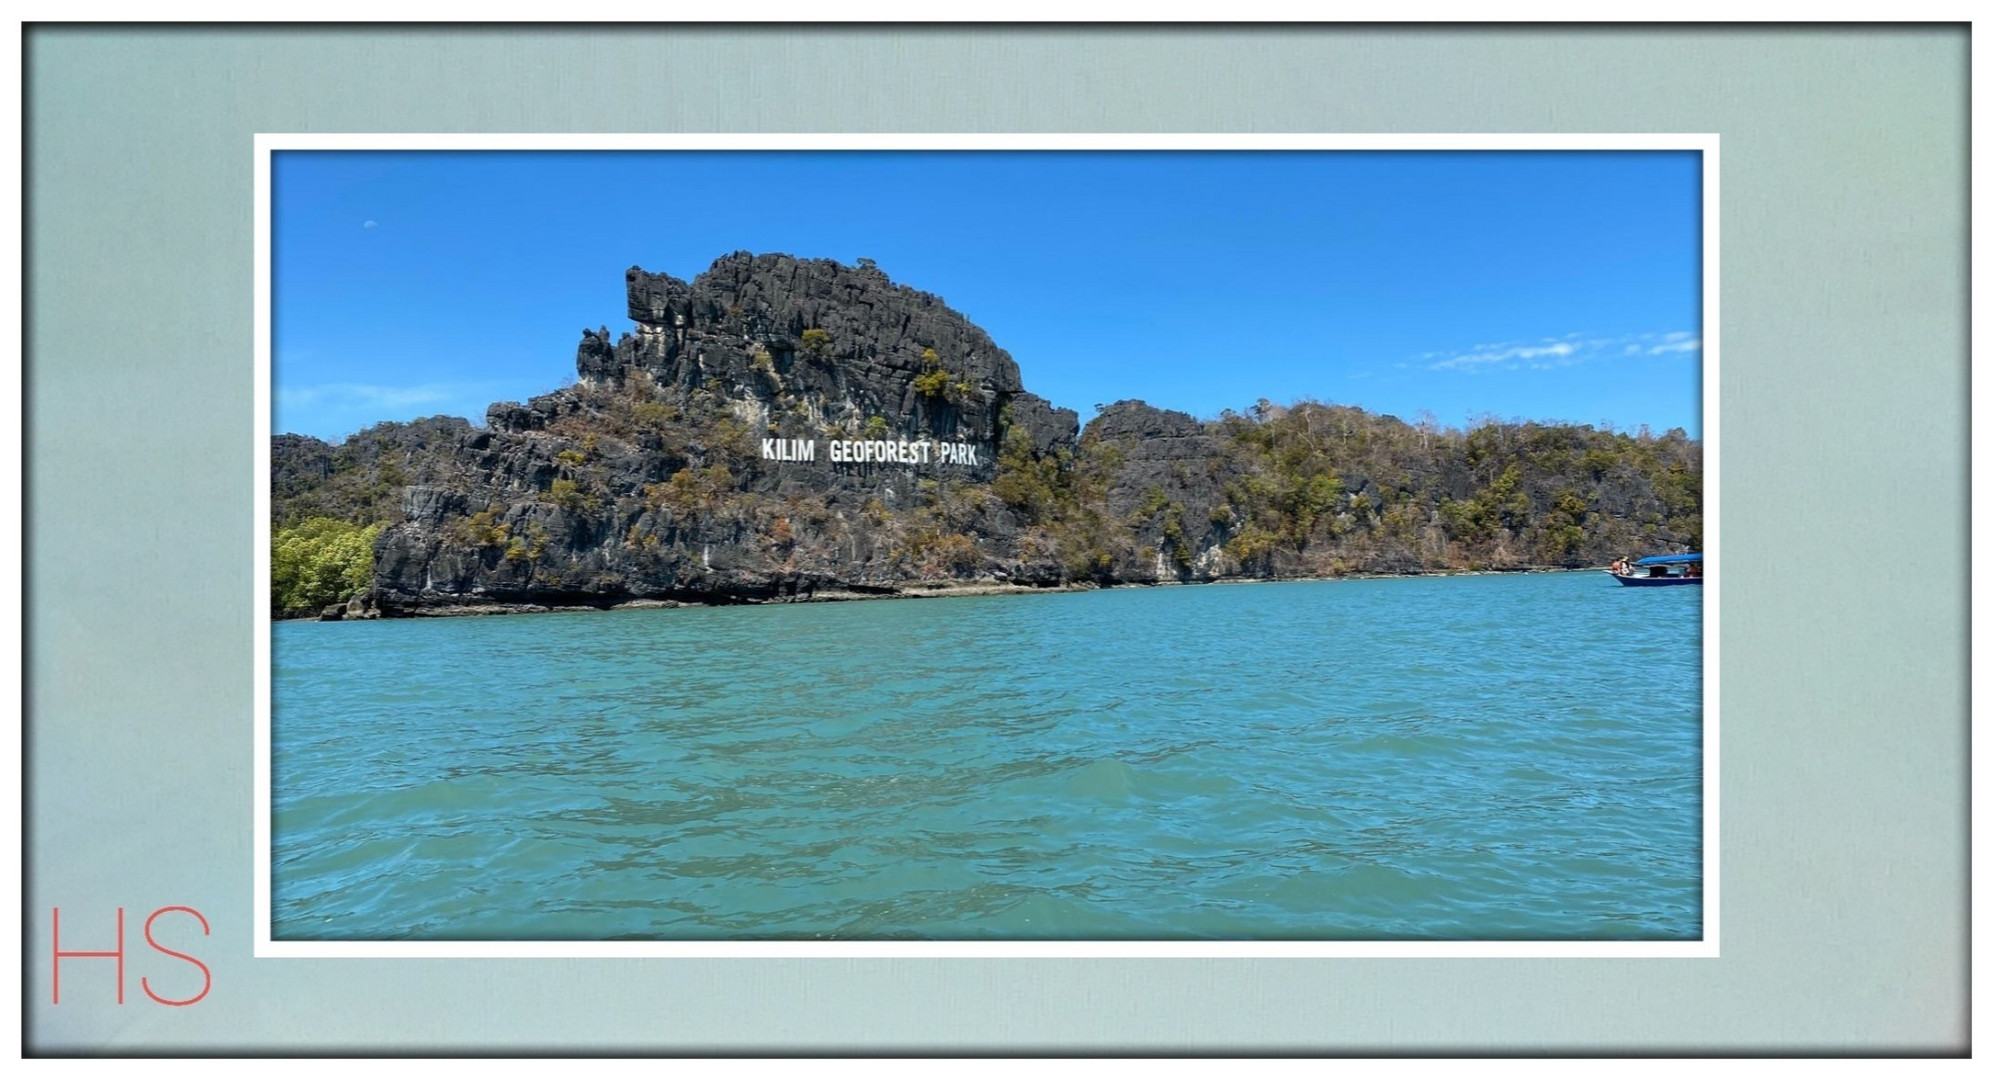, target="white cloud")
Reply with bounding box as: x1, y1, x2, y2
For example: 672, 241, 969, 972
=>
1424, 331, 1700, 373
274, 379, 520, 440
1429, 339, 1581, 372
277, 382, 467, 410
